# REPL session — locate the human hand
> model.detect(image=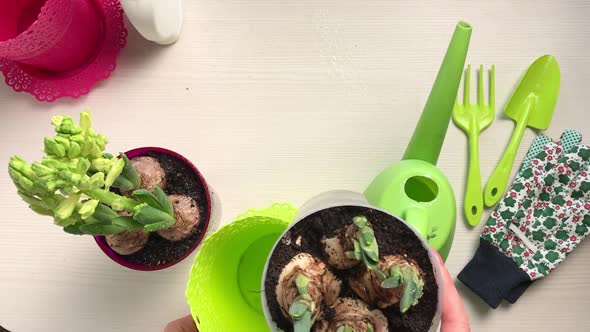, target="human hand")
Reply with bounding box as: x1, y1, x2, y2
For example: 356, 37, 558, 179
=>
164, 315, 198, 332
434, 250, 470, 332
